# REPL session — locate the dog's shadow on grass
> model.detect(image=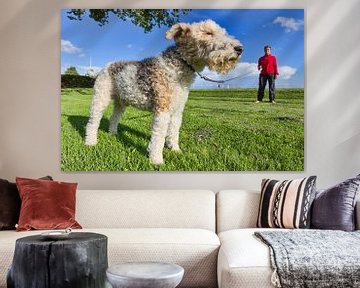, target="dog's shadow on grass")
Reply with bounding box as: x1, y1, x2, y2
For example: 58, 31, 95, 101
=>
66, 115, 149, 157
